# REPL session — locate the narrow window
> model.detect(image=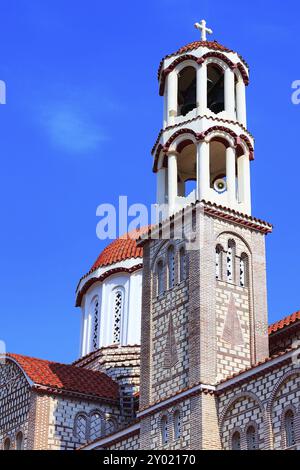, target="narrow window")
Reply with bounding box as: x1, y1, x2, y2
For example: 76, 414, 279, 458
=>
74, 415, 88, 442
89, 412, 103, 441
232, 431, 241, 450
179, 247, 186, 282
227, 240, 235, 282
240, 253, 248, 288
161, 415, 169, 445
246, 426, 257, 450
216, 245, 223, 280
4, 437, 11, 450
113, 290, 123, 344
168, 246, 175, 289
16, 432, 23, 450
157, 260, 164, 295
91, 296, 100, 351
285, 410, 296, 448
178, 66, 197, 117
174, 410, 181, 440
207, 64, 225, 114
105, 418, 116, 436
